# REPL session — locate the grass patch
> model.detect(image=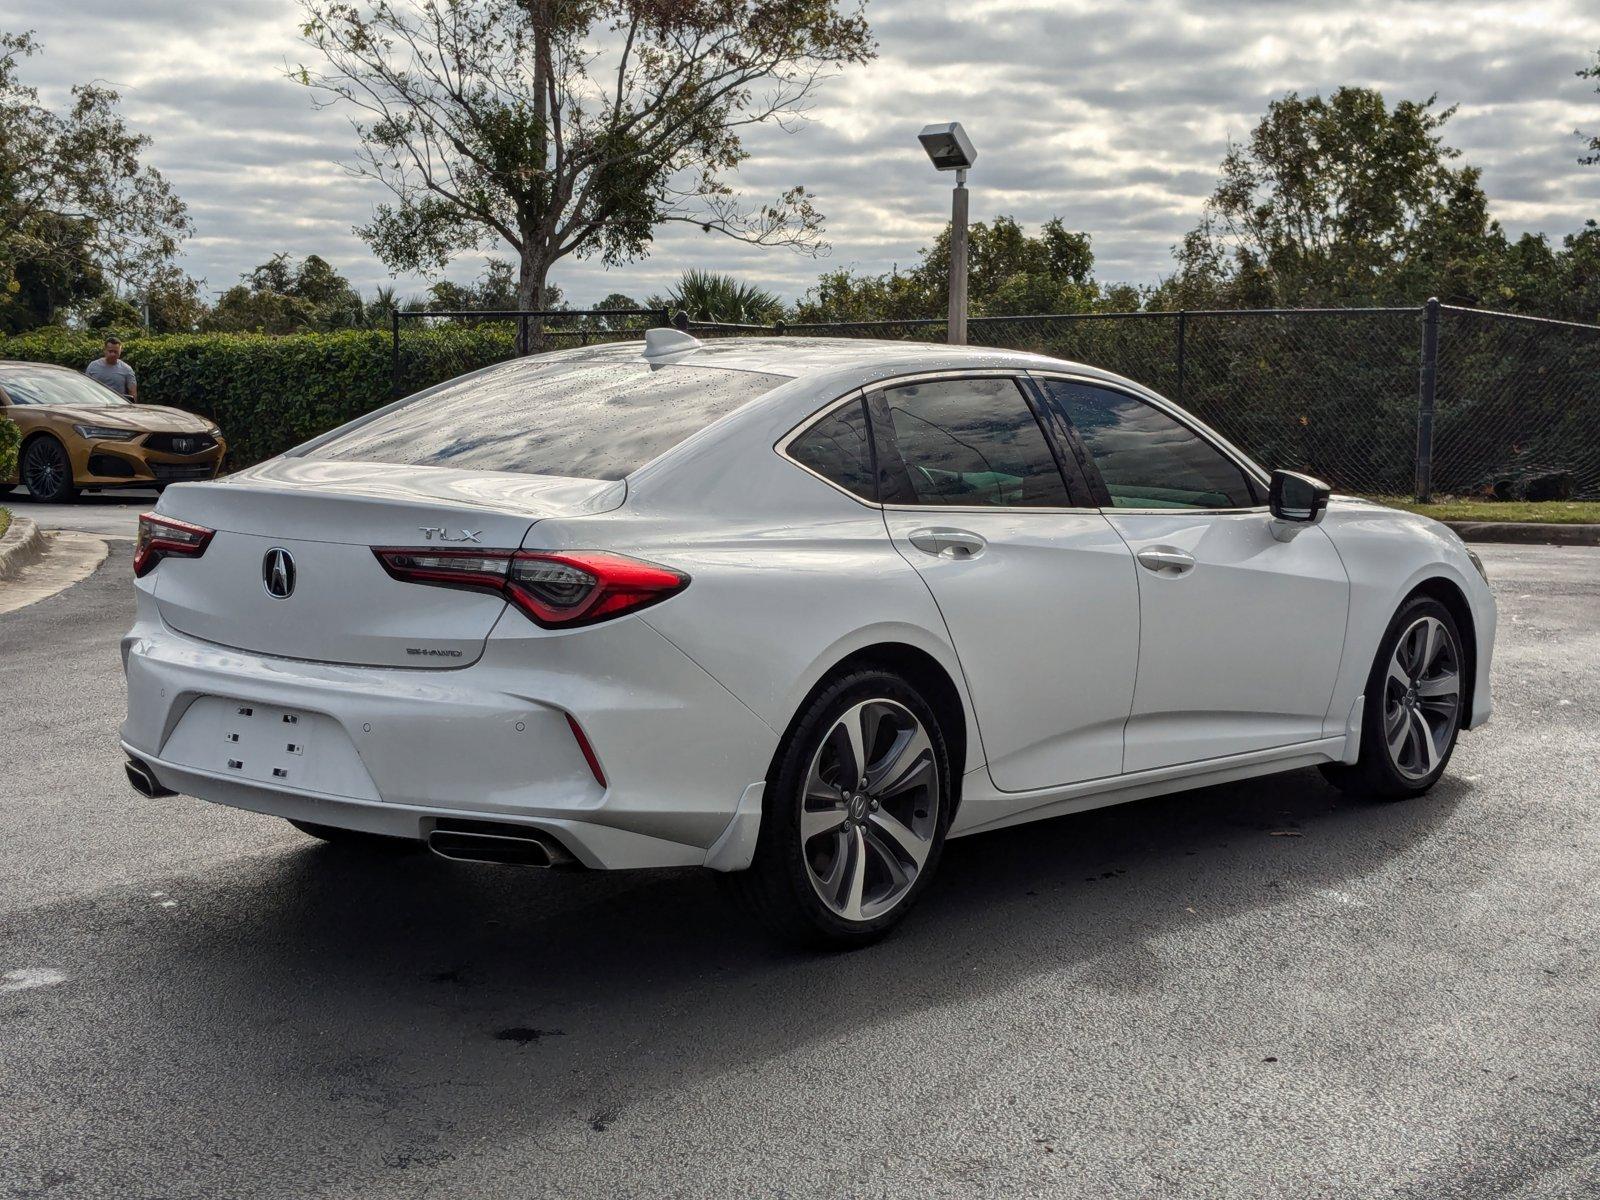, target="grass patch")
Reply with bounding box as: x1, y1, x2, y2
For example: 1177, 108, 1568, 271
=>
0, 508, 9, 539
1366, 497, 1600, 524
